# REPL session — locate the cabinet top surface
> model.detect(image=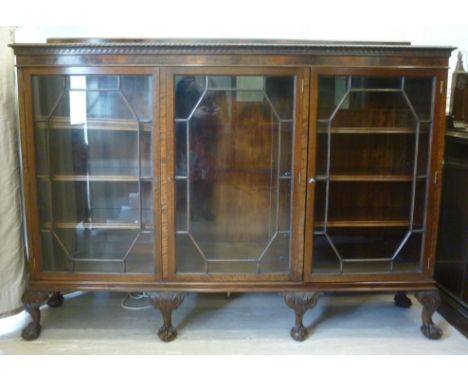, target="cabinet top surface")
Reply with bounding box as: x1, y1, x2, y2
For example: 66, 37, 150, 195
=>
10, 38, 456, 56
